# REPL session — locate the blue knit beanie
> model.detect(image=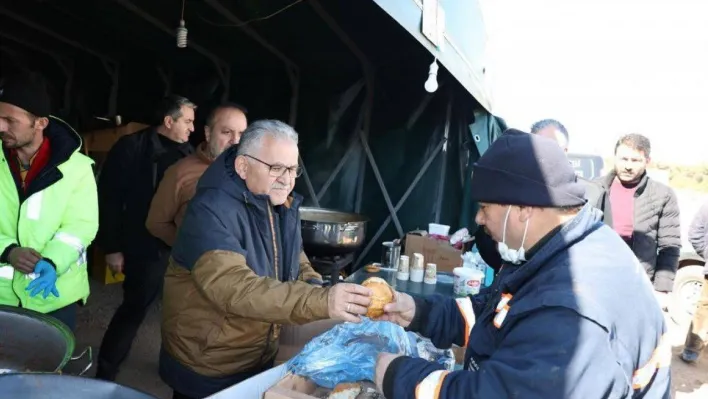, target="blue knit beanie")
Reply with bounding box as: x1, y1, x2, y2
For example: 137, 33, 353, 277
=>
470, 129, 586, 207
